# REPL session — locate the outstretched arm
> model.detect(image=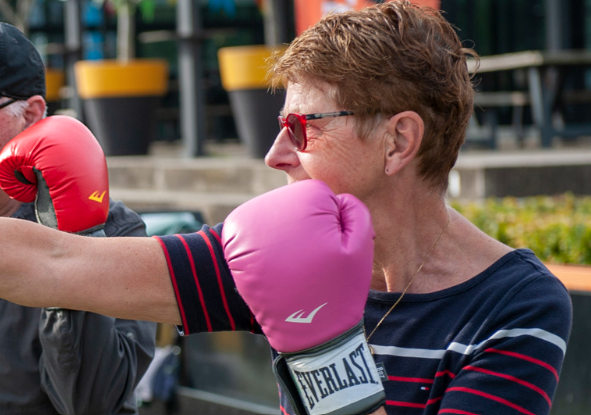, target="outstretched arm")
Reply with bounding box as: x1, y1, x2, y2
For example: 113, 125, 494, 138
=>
0, 116, 181, 324
0, 217, 181, 324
